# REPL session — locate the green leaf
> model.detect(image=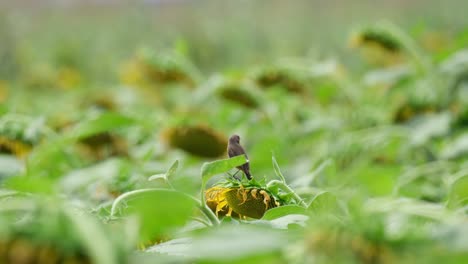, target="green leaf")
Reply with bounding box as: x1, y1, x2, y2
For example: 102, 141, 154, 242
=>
262, 205, 307, 220
60, 158, 127, 192
63, 207, 122, 264
110, 188, 197, 242
441, 134, 468, 160
146, 228, 287, 262
267, 214, 309, 229
290, 159, 332, 188
5, 176, 55, 194
409, 112, 451, 146
165, 159, 179, 181
25, 139, 73, 179
272, 155, 286, 183
447, 175, 468, 209
64, 112, 136, 140
308, 191, 340, 214
364, 197, 453, 221
149, 160, 179, 183
146, 237, 192, 257
188, 225, 286, 260
0, 155, 23, 178
201, 155, 247, 184
0, 189, 19, 199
